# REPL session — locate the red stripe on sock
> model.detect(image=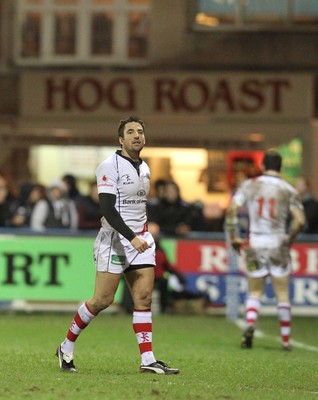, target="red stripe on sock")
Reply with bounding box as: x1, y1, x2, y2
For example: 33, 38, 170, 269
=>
74, 313, 87, 329
280, 321, 290, 327
246, 308, 258, 313
139, 342, 152, 353
133, 323, 152, 333
67, 331, 78, 342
